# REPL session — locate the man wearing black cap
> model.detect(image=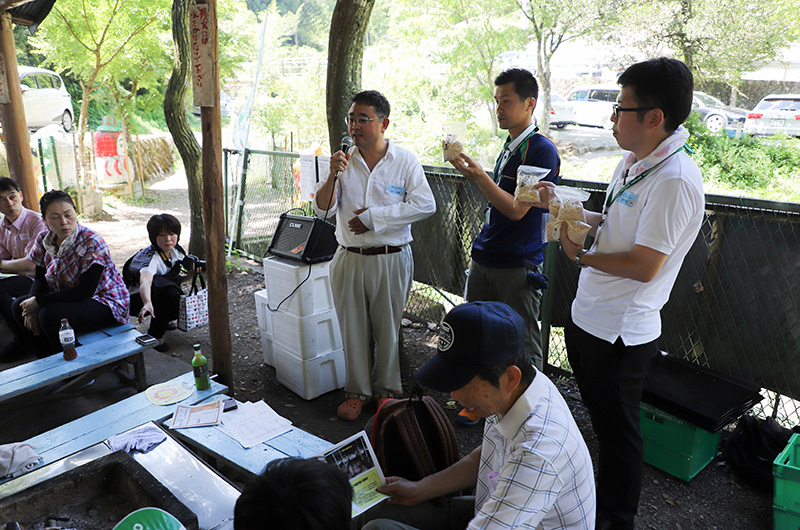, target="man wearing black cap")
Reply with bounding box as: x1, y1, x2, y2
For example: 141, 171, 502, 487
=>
356, 301, 595, 530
